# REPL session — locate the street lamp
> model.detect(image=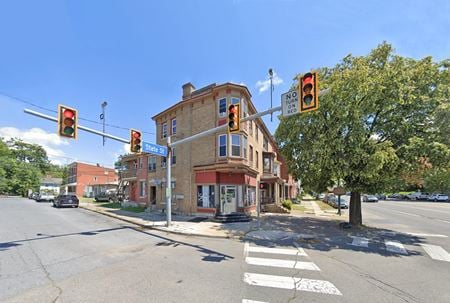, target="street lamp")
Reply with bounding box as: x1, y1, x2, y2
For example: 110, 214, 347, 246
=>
100, 101, 108, 146
268, 68, 273, 122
